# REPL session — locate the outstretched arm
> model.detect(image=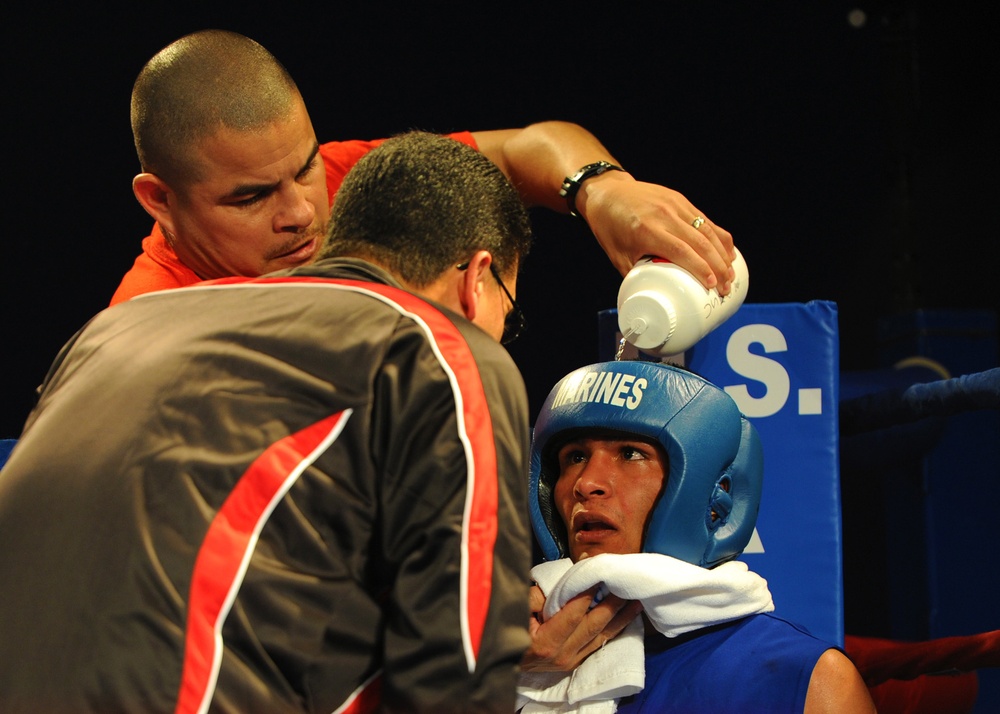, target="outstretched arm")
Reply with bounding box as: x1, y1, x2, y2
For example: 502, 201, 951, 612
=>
473, 122, 736, 294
